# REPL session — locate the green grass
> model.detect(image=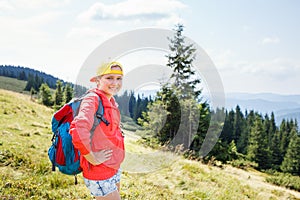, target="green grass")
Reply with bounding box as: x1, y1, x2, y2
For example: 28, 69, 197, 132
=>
266, 172, 300, 192
1, 88, 300, 200
0, 76, 27, 93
